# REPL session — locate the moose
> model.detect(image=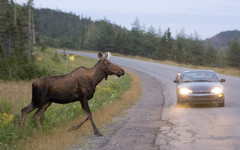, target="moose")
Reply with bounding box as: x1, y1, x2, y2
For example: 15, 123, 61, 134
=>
20, 52, 124, 136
